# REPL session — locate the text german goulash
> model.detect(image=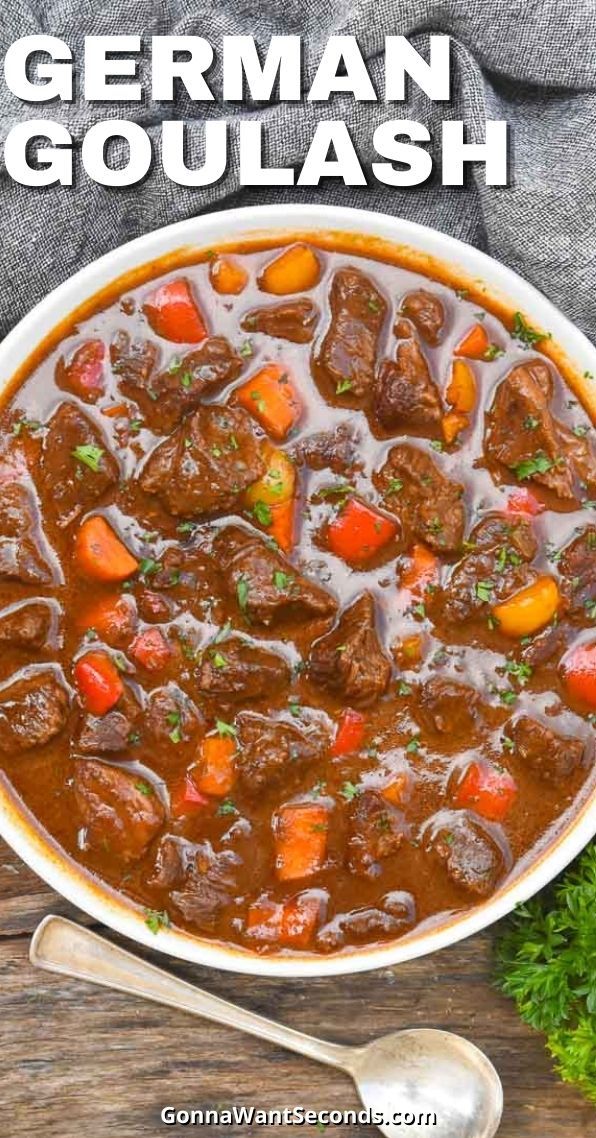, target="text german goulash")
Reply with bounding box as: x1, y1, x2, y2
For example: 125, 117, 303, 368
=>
2, 34, 508, 187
